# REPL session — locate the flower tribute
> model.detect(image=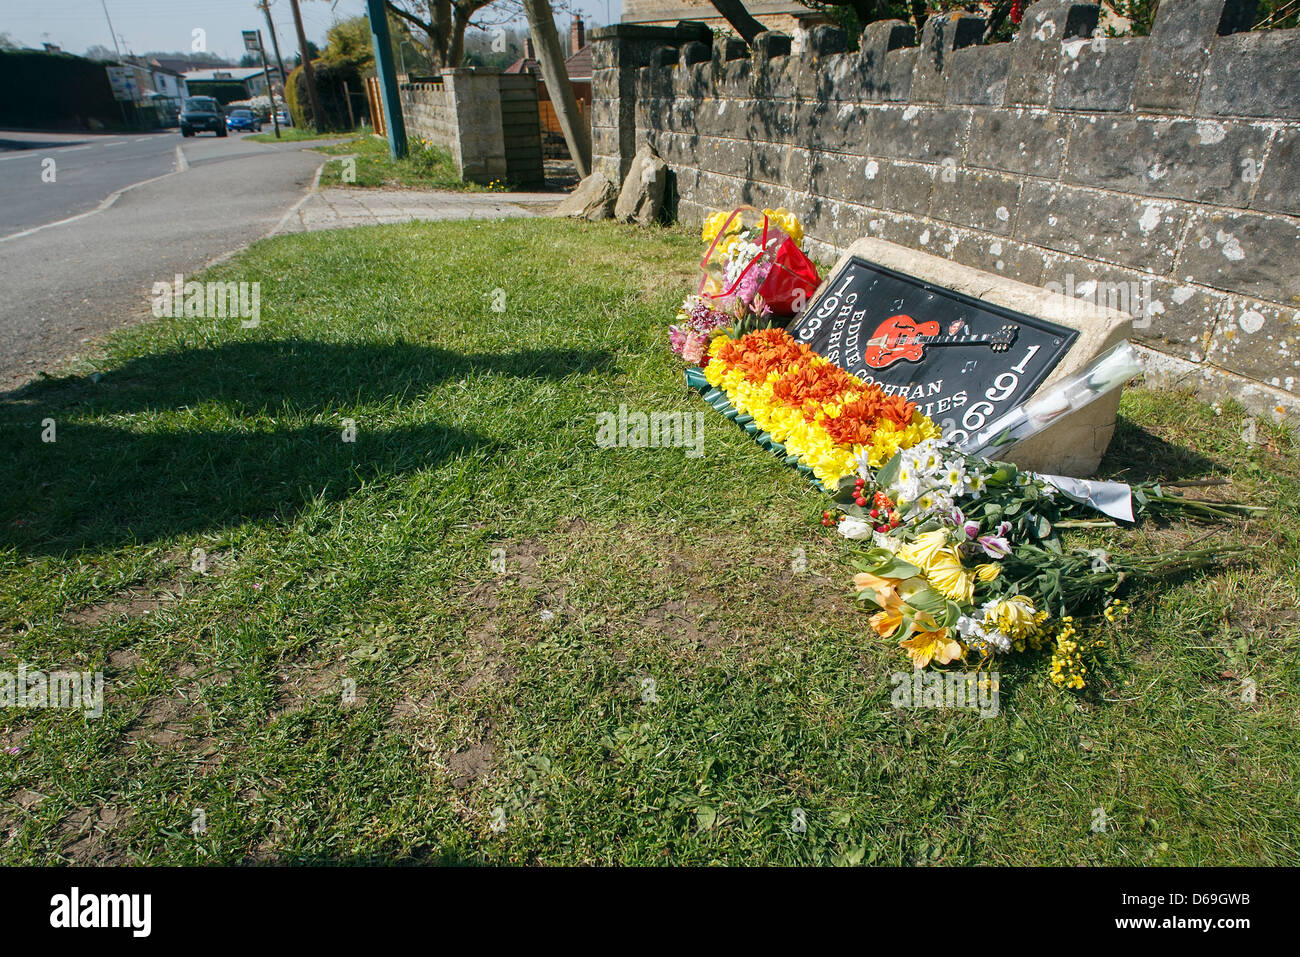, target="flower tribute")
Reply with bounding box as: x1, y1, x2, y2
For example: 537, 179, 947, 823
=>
671, 207, 1261, 690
